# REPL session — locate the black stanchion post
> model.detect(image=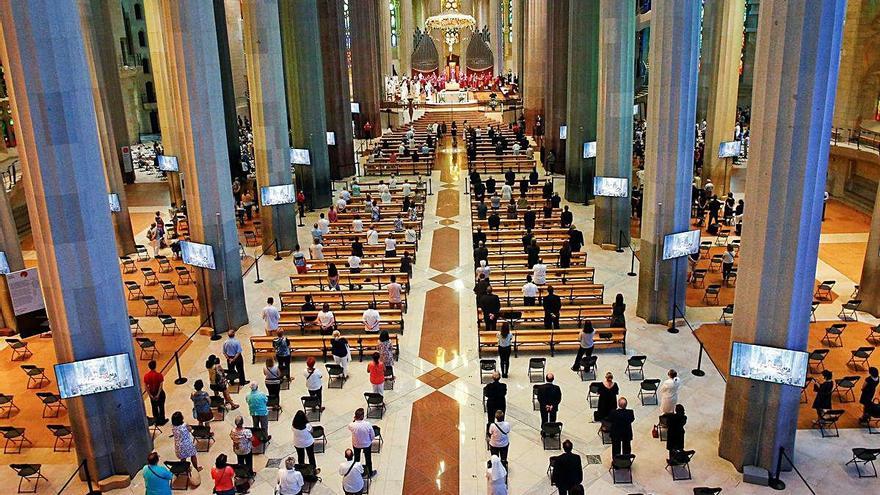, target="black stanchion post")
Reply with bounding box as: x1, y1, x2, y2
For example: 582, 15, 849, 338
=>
616, 229, 624, 253
627, 248, 637, 277
691, 342, 706, 376
84, 461, 101, 495
668, 257, 680, 334
173, 351, 187, 385
273, 238, 282, 261
769, 447, 787, 490
254, 251, 264, 284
